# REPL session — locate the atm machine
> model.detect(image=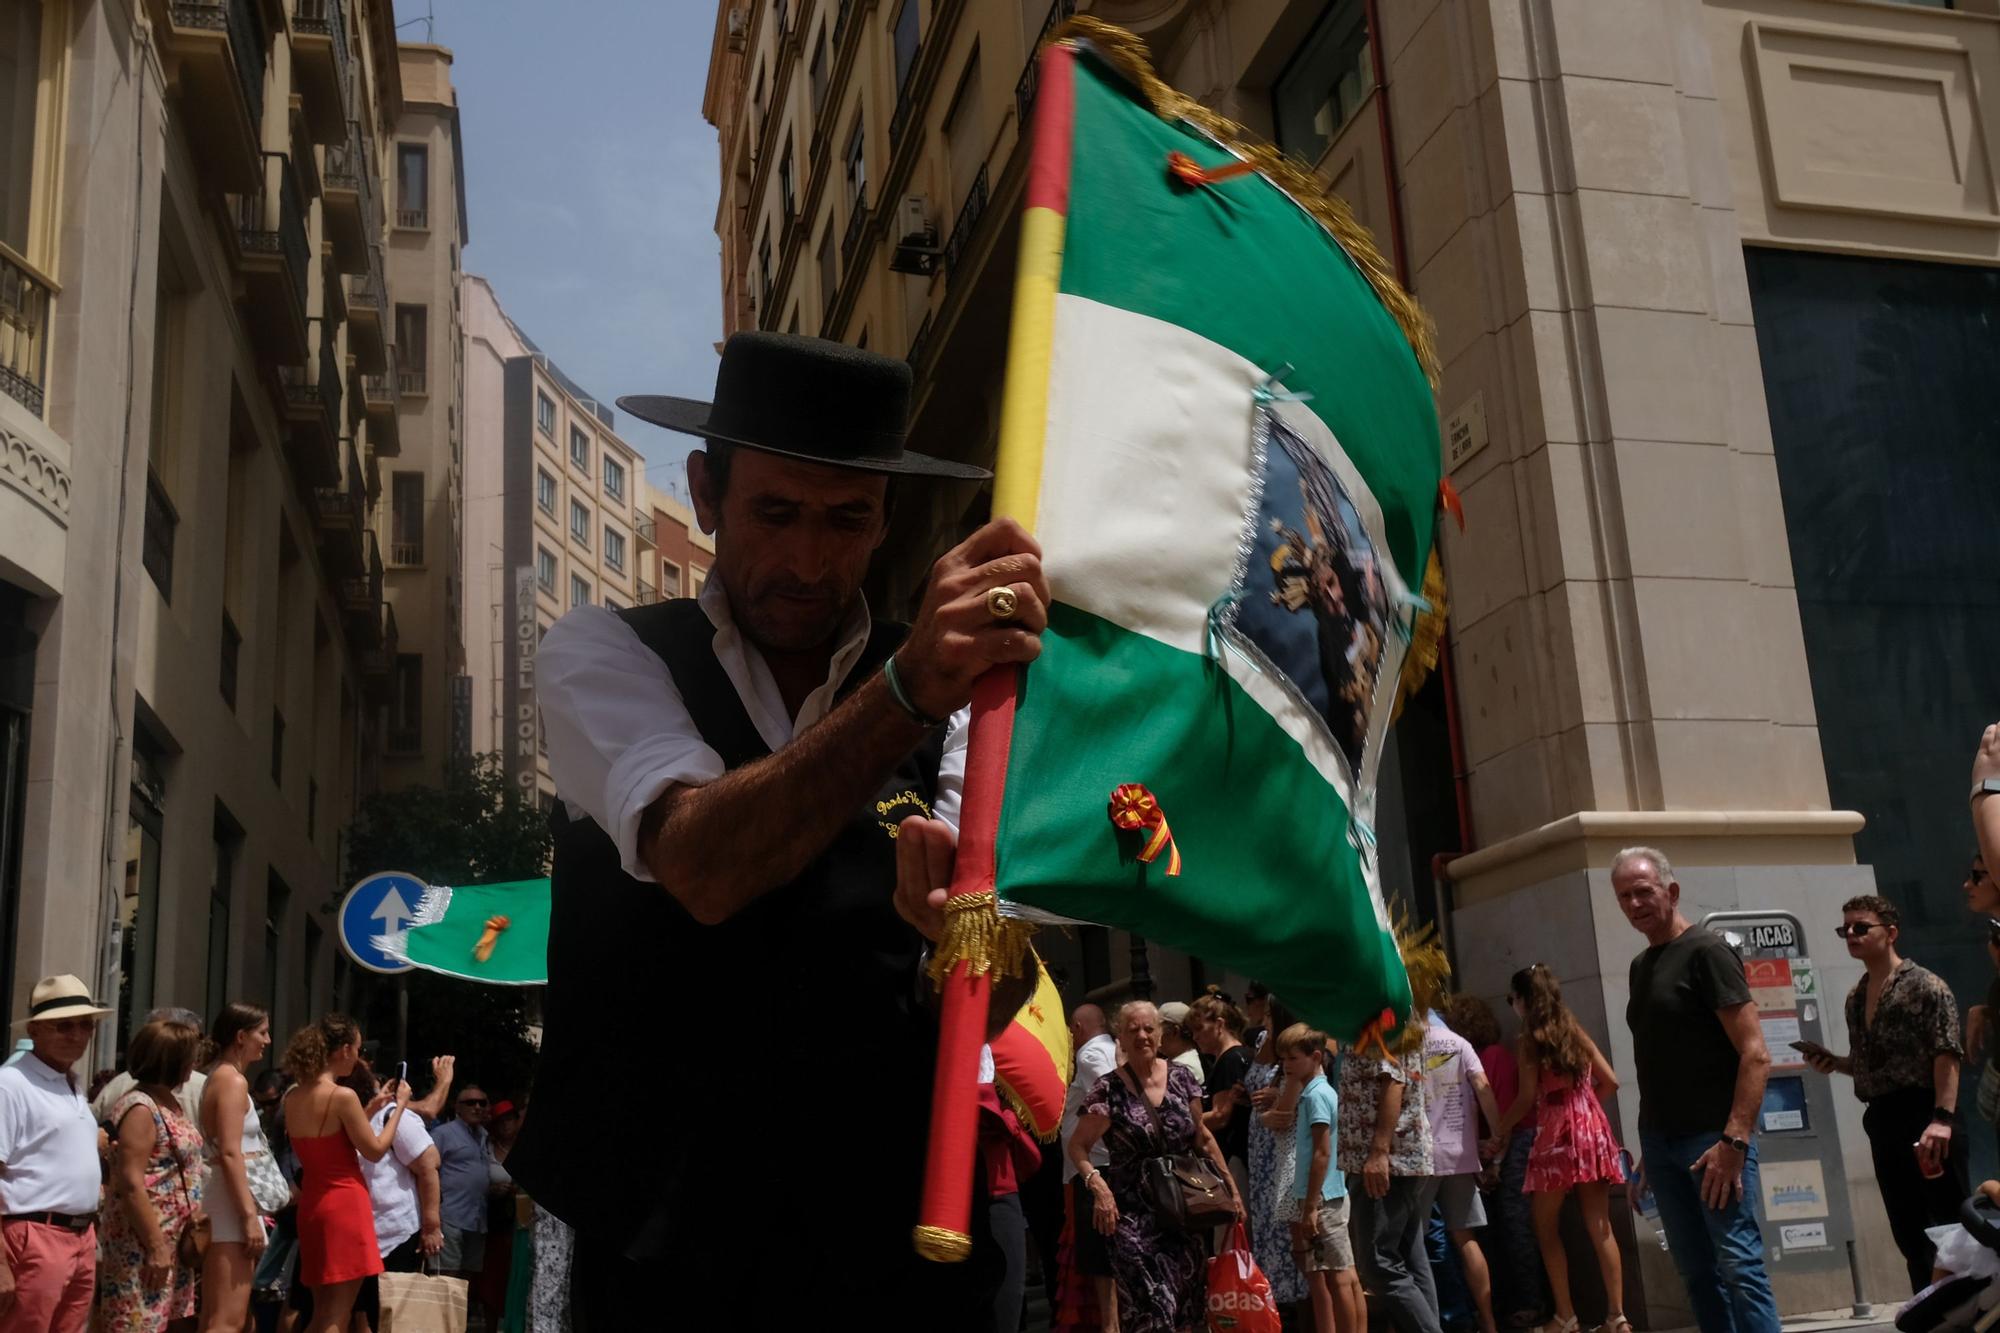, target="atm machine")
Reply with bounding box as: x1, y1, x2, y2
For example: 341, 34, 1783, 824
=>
1700, 911, 1858, 1291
